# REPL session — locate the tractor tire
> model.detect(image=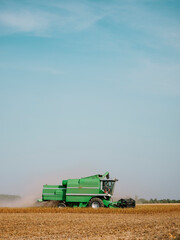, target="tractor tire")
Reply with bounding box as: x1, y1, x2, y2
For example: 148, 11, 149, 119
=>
58, 202, 66, 208
88, 198, 104, 208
